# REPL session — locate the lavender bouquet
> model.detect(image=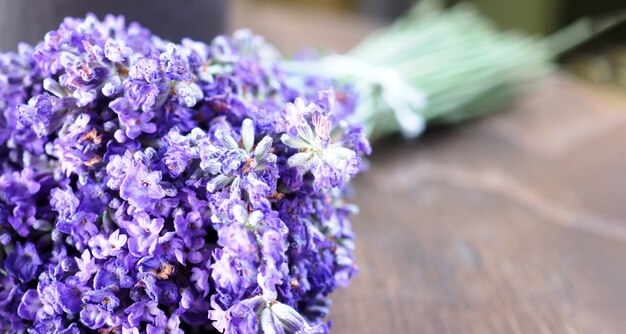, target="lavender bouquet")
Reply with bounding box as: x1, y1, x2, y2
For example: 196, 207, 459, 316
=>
0, 15, 370, 333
